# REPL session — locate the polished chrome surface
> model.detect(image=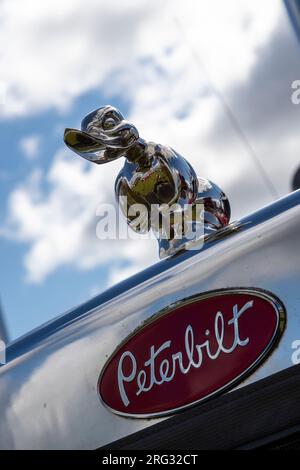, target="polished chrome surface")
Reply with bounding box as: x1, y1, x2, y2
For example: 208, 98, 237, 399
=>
0, 190, 299, 449
64, 105, 230, 258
